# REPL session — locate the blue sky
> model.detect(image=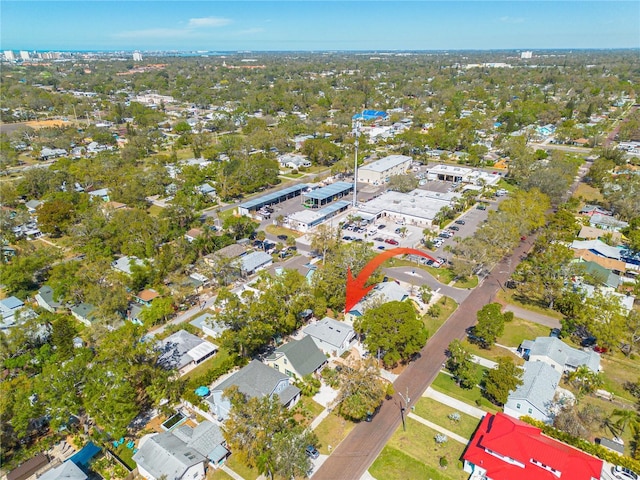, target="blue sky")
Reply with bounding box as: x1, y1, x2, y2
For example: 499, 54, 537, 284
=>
2, 1, 639, 51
